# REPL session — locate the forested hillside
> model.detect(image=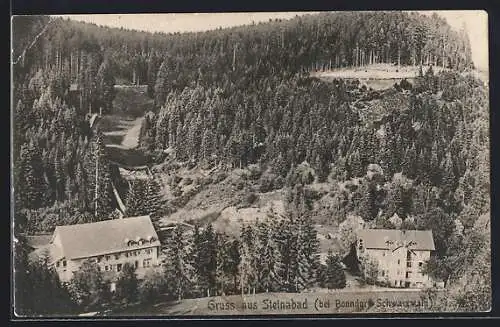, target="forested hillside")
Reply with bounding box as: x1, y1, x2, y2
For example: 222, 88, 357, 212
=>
12, 12, 489, 315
